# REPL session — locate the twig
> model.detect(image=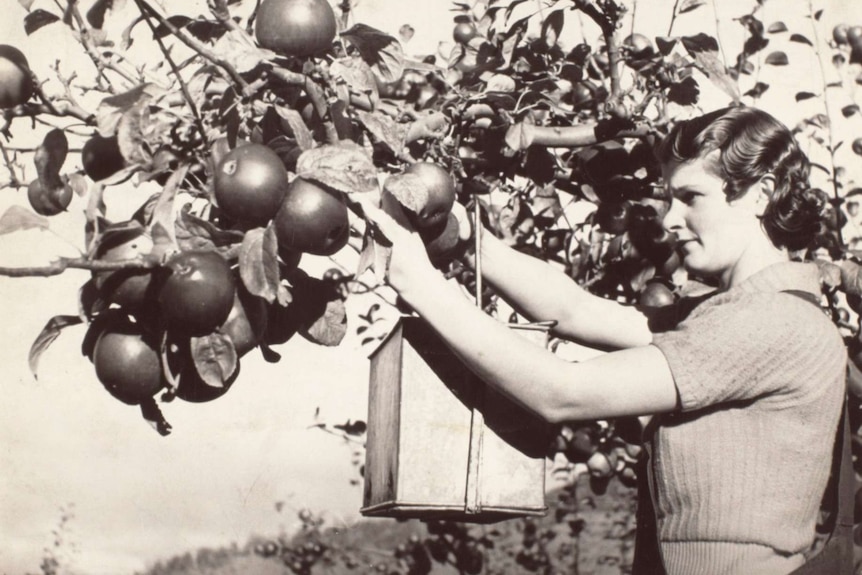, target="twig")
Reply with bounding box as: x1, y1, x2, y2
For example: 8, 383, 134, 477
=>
136, 0, 206, 137
2, 101, 96, 135
268, 68, 339, 143
65, 0, 138, 89
807, 0, 845, 248
0, 141, 24, 188
667, 0, 681, 36
0, 254, 163, 278
134, 0, 251, 94
711, 0, 728, 68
